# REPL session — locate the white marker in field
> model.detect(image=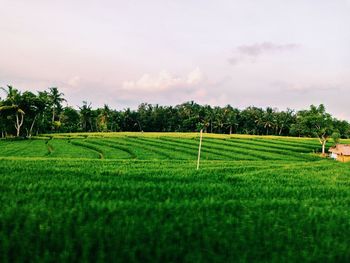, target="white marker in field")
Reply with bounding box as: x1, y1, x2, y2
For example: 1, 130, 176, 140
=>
197, 129, 203, 170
